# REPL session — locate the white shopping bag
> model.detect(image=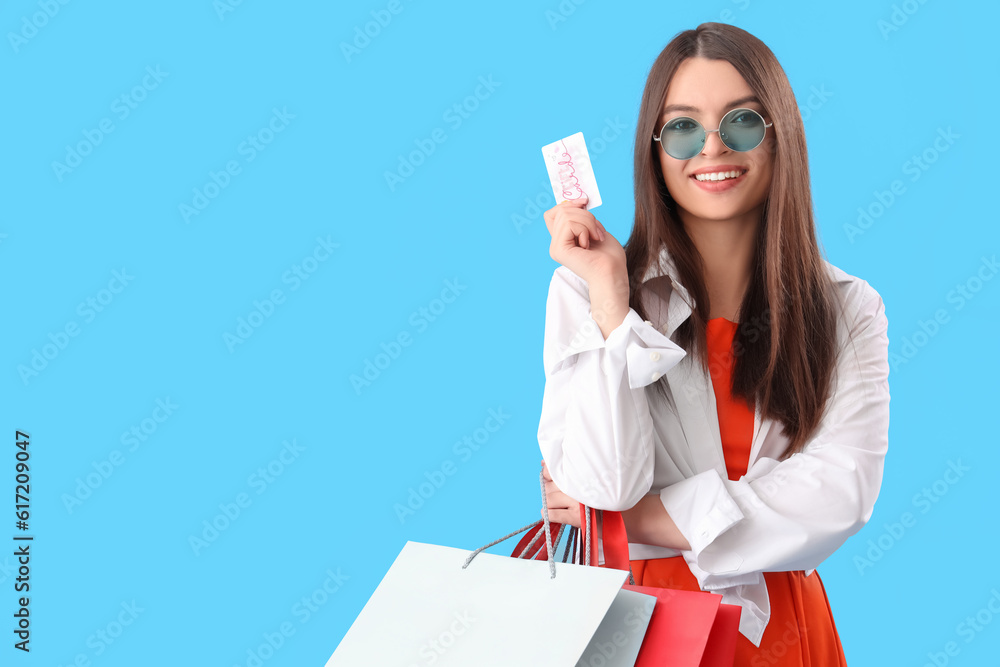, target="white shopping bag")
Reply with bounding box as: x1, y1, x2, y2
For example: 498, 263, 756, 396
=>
325, 540, 652, 667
